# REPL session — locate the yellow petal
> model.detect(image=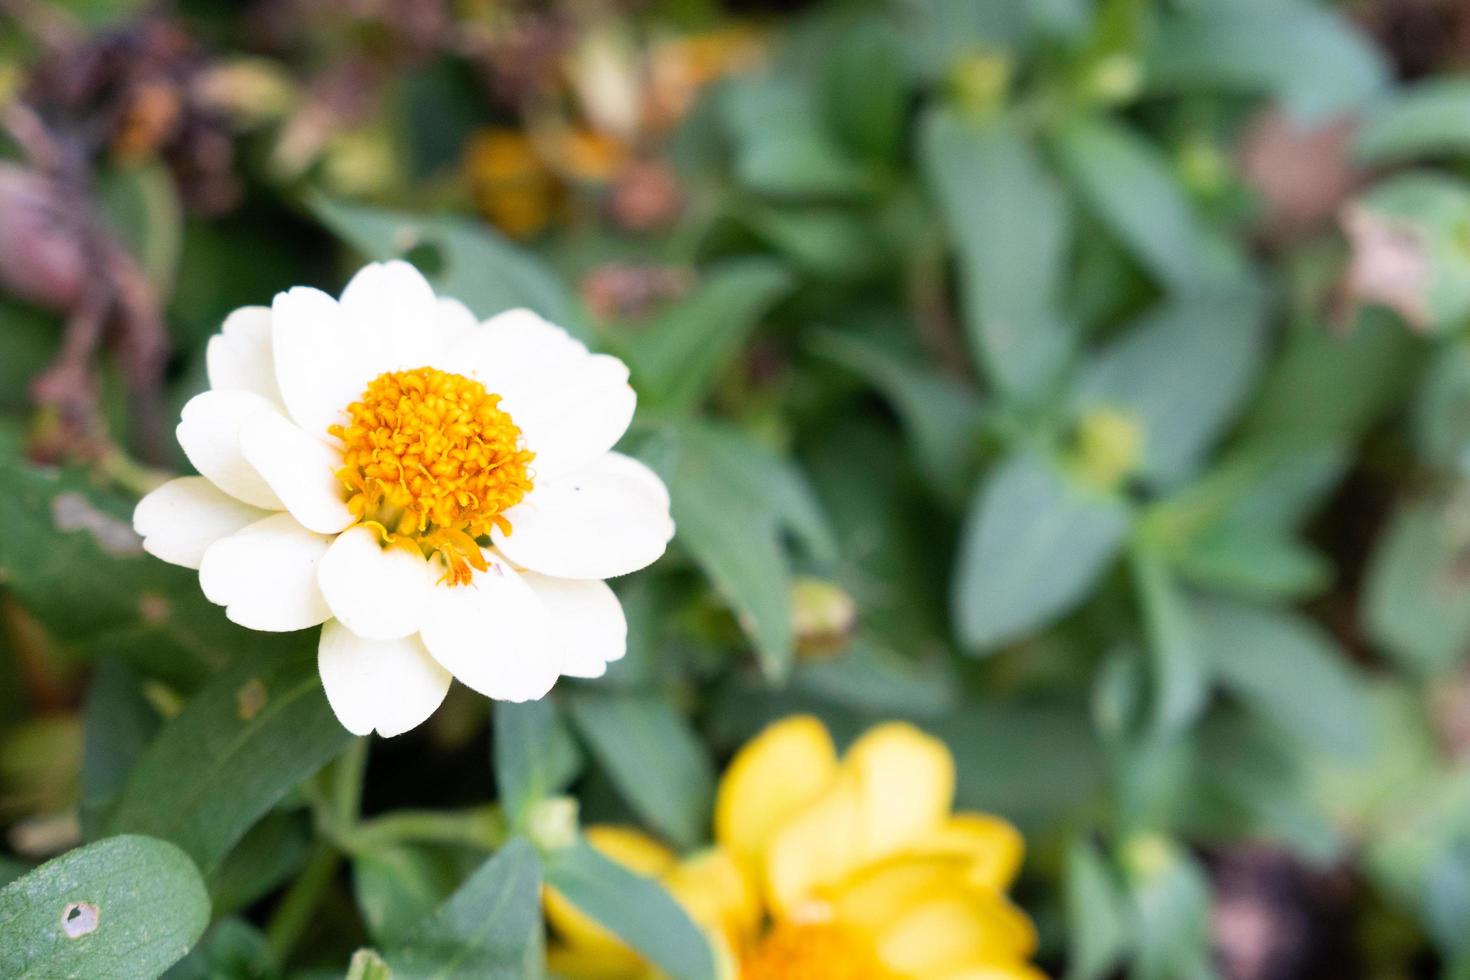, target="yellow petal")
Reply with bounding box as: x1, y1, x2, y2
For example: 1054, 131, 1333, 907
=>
544, 825, 677, 956
933, 965, 1050, 980
663, 848, 762, 949
585, 825, 680, 875
874, 889, 1037, 975
829, 856, 966, 929
715, 715, 838, 868
545, 944, 652, 980
762, 768, 867, 915
843, 722, 956, 861
906, 813, 1026, 891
